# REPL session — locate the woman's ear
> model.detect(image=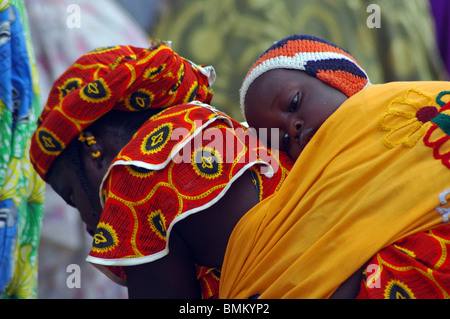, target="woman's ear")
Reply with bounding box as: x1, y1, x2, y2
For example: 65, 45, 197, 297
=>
78, 130, 105, 168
